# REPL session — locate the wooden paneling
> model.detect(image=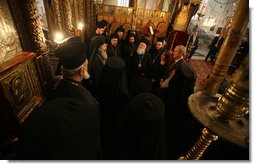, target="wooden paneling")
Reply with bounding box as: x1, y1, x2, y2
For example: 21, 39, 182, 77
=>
98, 4, 172, 39
0, 52, 44, 149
